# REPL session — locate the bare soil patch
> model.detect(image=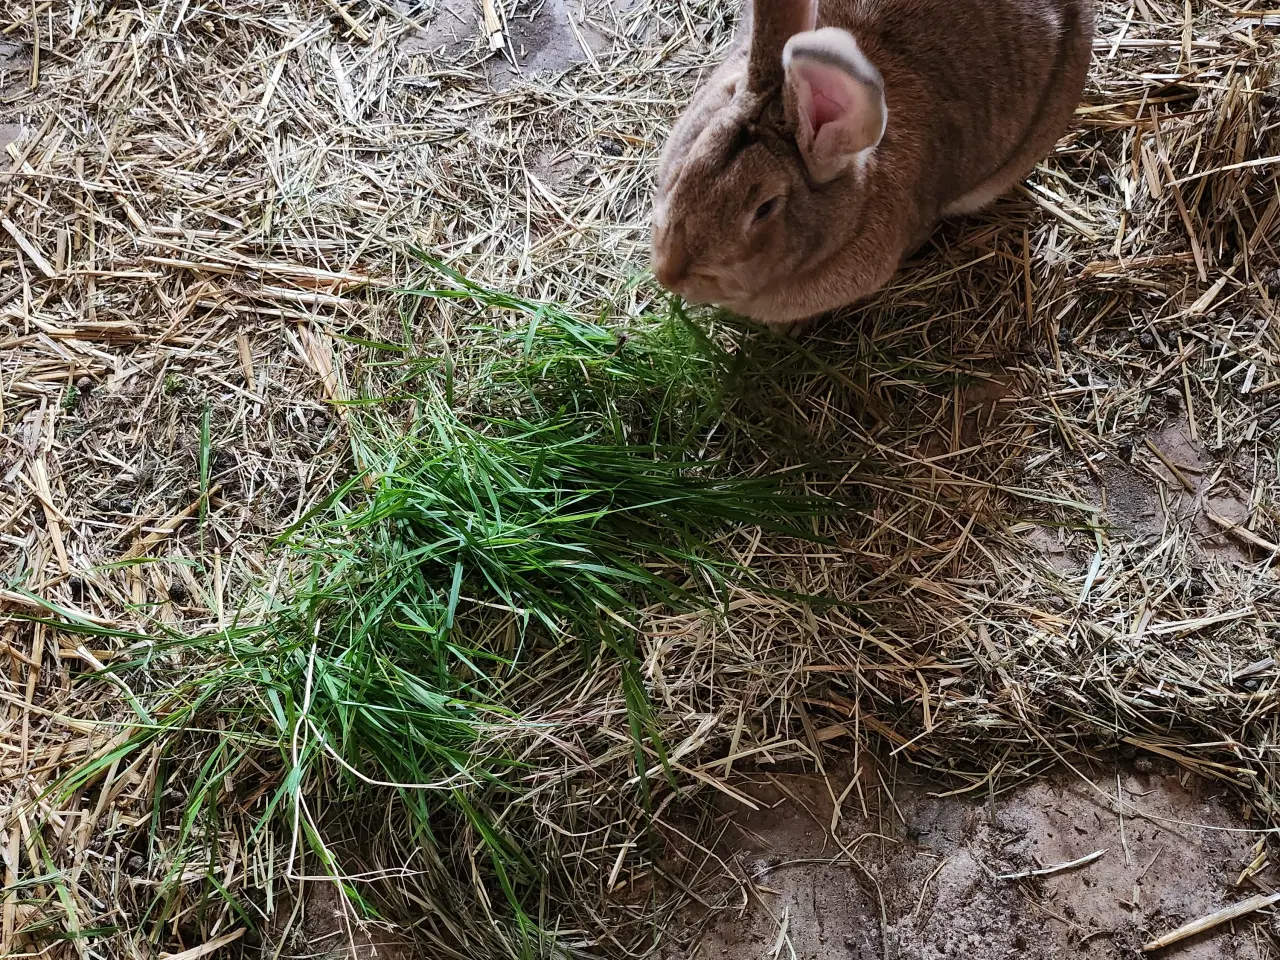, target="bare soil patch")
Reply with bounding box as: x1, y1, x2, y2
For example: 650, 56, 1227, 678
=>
268, 884, 414, 960
0, 39, 28, 145
401, 0, 628, 84
670, 764, 1274, 960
